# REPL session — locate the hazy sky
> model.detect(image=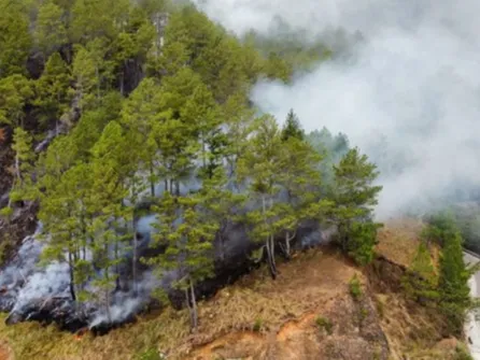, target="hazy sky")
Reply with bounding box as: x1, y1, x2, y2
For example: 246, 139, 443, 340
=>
193, 0, 480, 219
